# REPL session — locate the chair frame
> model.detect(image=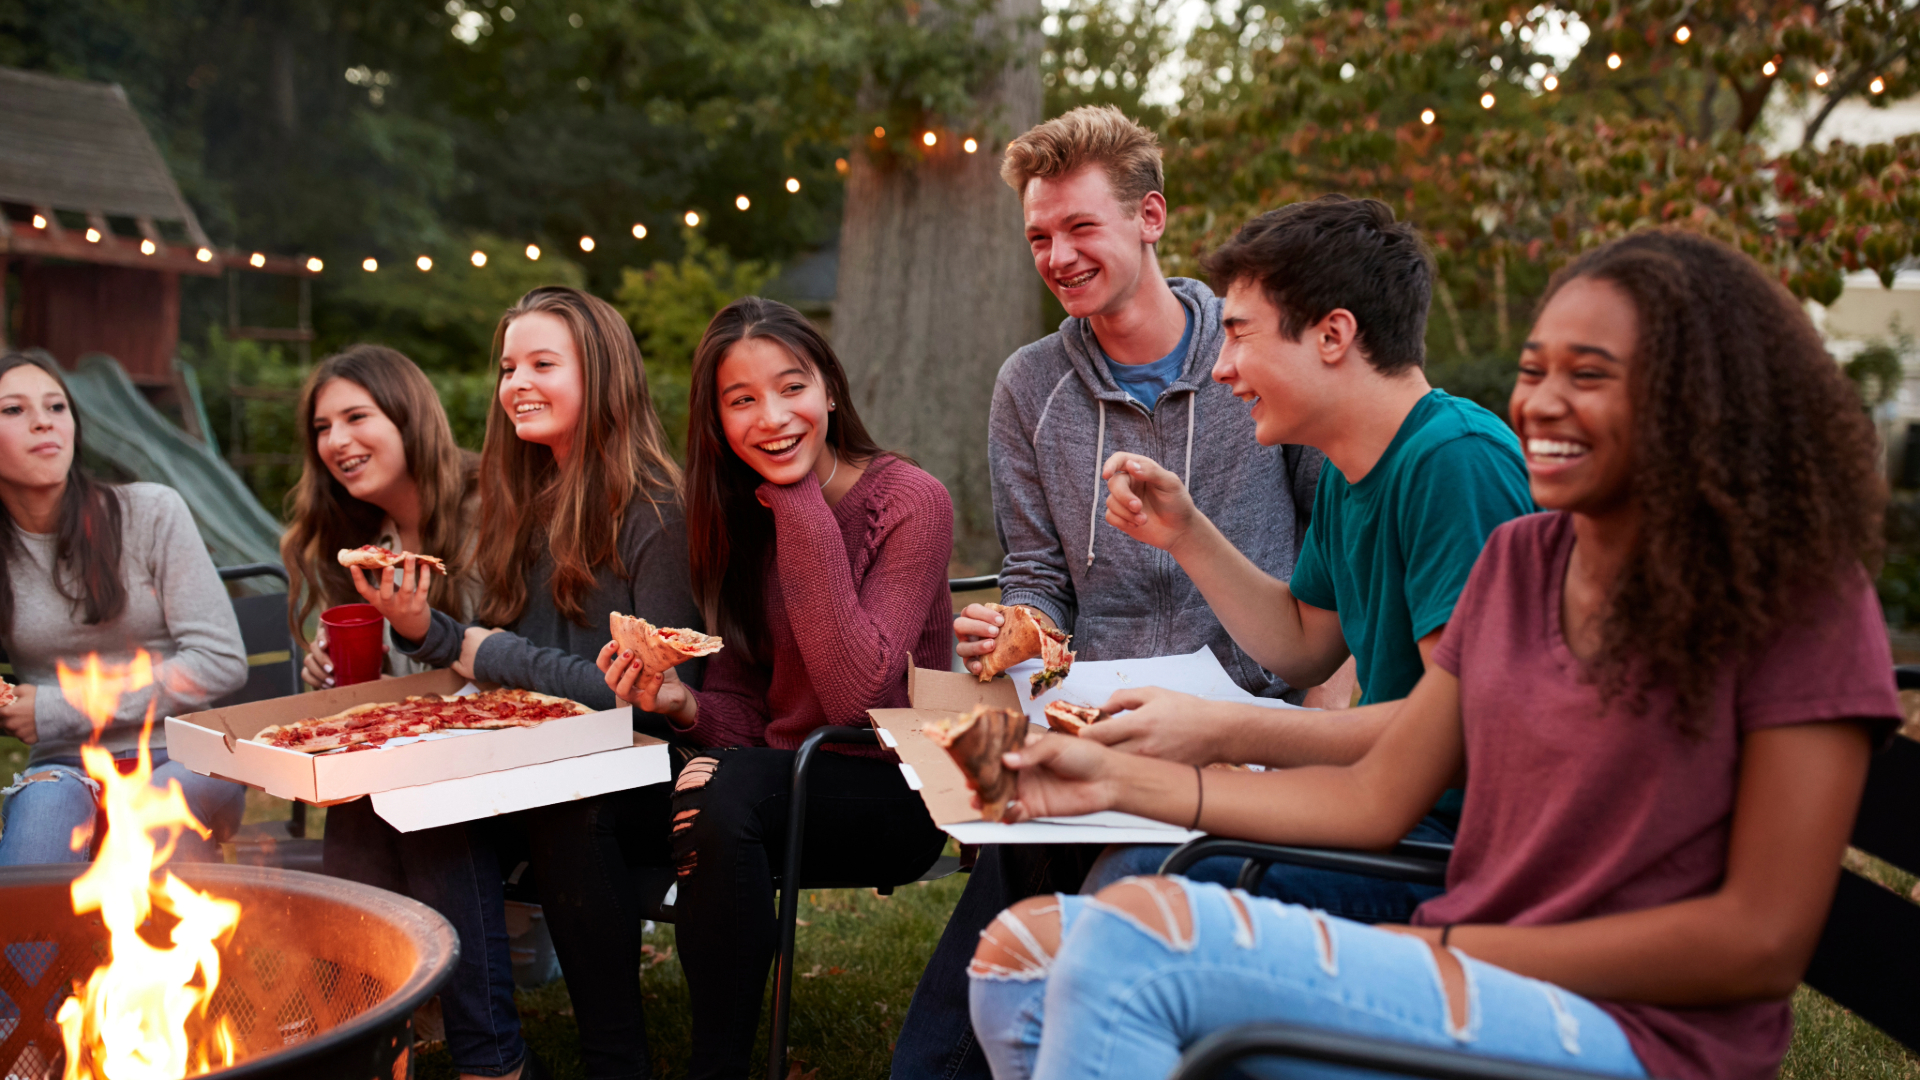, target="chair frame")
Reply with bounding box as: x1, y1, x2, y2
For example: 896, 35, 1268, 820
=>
1158, 666, 1920, 1080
